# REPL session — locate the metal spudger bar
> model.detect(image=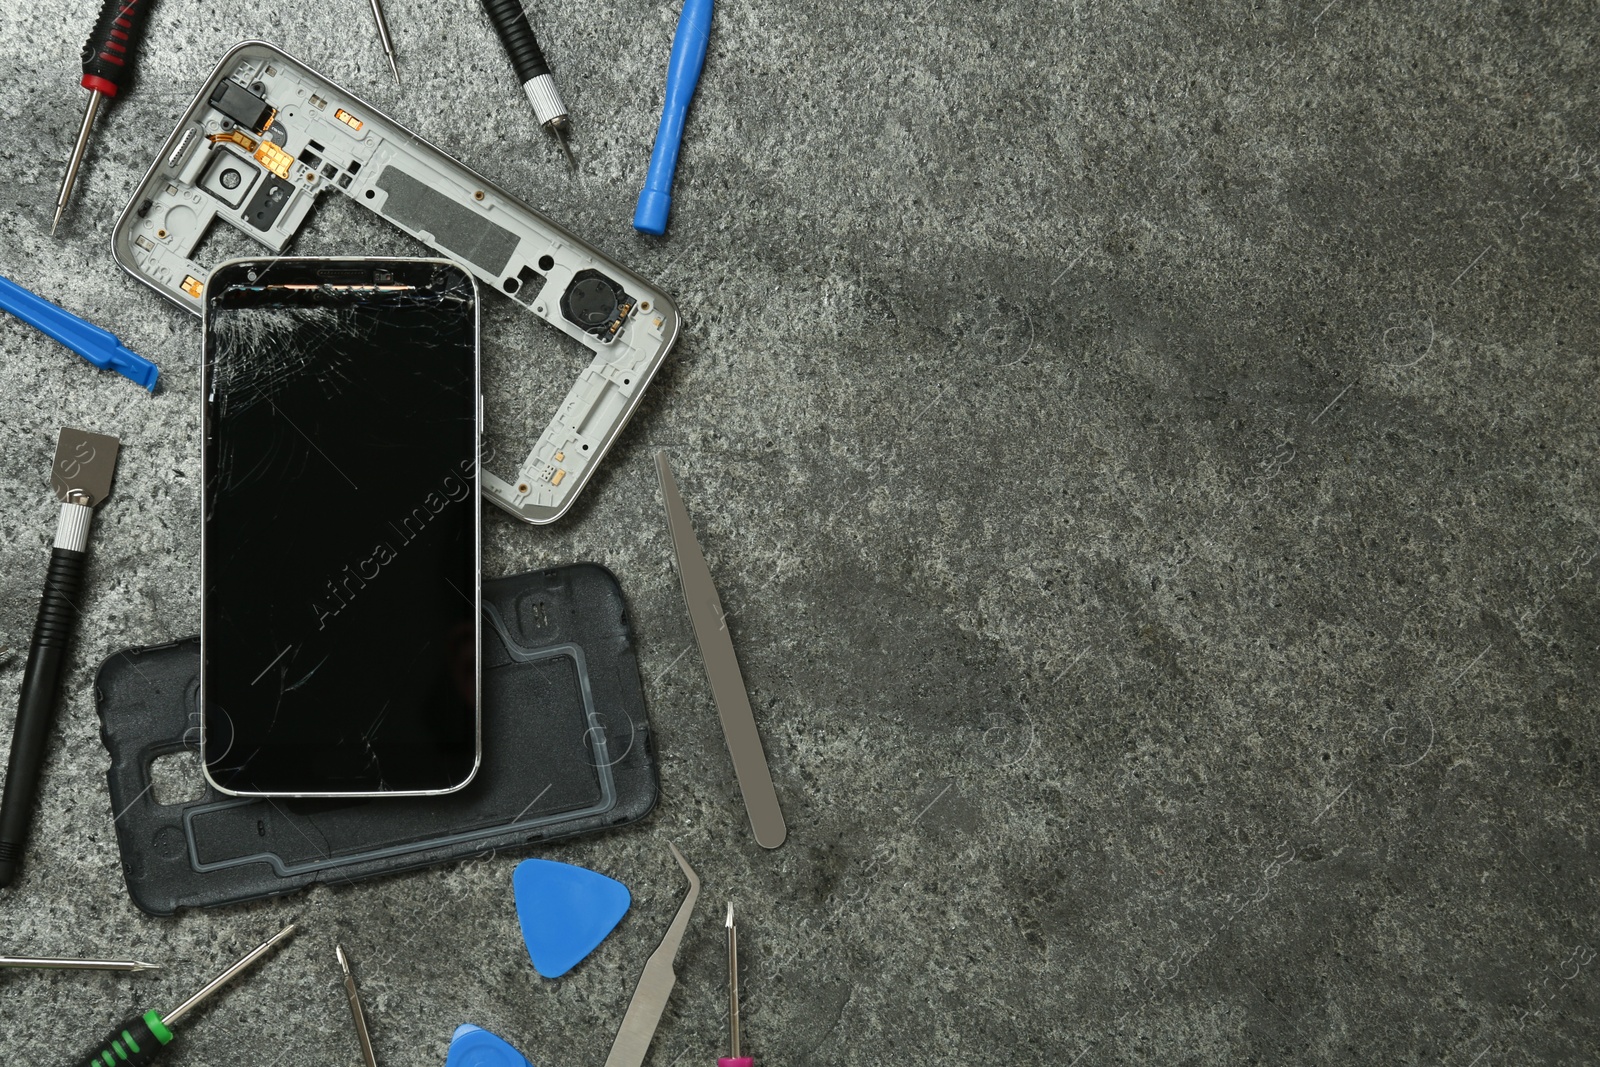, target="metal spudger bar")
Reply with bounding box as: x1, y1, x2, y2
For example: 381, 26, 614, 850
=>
656, 452, 787, 849
604, 843, 700, 1067
0, 956, 159, 971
